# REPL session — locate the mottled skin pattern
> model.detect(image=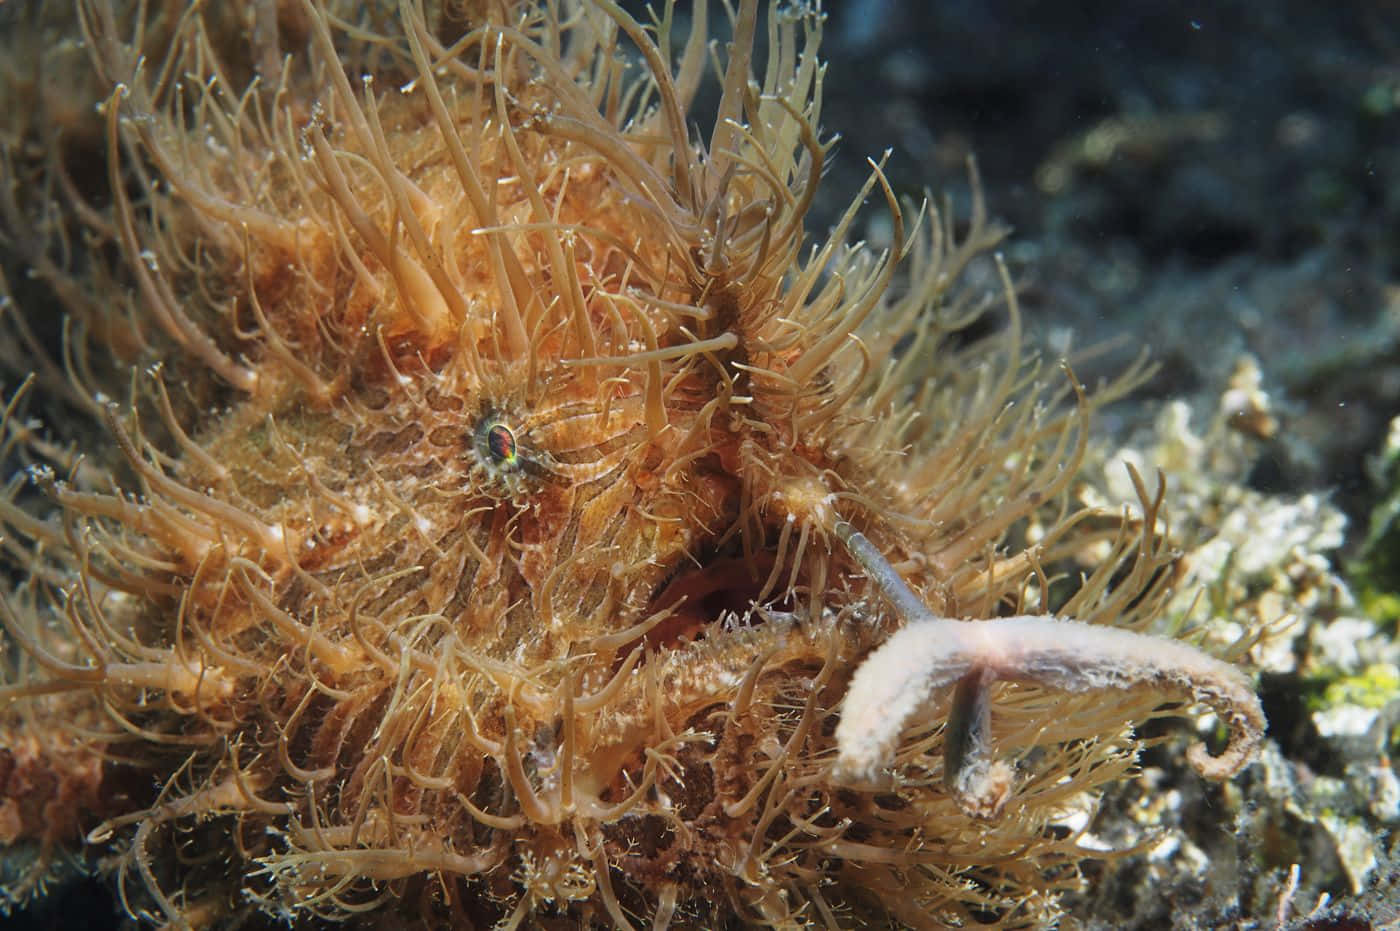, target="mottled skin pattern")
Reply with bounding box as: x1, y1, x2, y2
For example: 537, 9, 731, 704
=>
0, 1, 1262, 928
